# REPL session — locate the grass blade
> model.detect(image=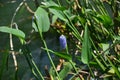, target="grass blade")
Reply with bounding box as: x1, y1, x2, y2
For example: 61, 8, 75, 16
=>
107, 55, 120, 78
